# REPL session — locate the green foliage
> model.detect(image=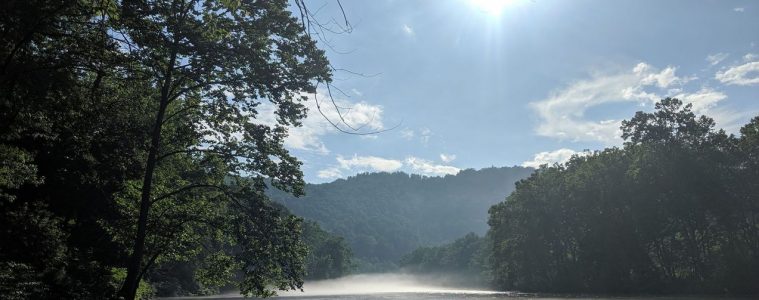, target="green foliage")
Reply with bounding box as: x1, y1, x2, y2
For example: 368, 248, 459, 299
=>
1, 0, 333, 298
400, 233, 487, 277
0, 261, 47, 299
106, 0, 332, 296
301, 220, 354, 280
143, 211, 353, 297
111, 268, 155, 300
231, 198, 309, 297
488, 98, 759, 295
0, 201, 120, 299
0, 145, 41, 202
270, 167, 533, 271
